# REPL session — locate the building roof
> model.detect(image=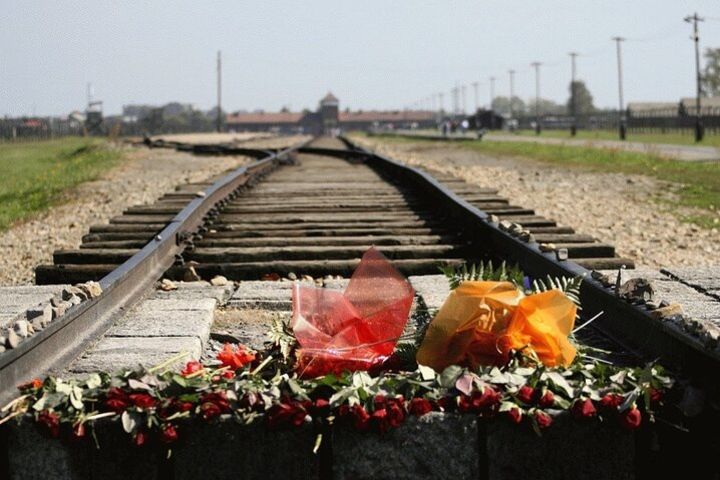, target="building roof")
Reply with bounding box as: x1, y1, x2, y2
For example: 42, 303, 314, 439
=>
626, 102, 676, 112
680, 97, 720, 108
320, 92, 339, 104
226, 112, 304, 124
339, 110, 435, 122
